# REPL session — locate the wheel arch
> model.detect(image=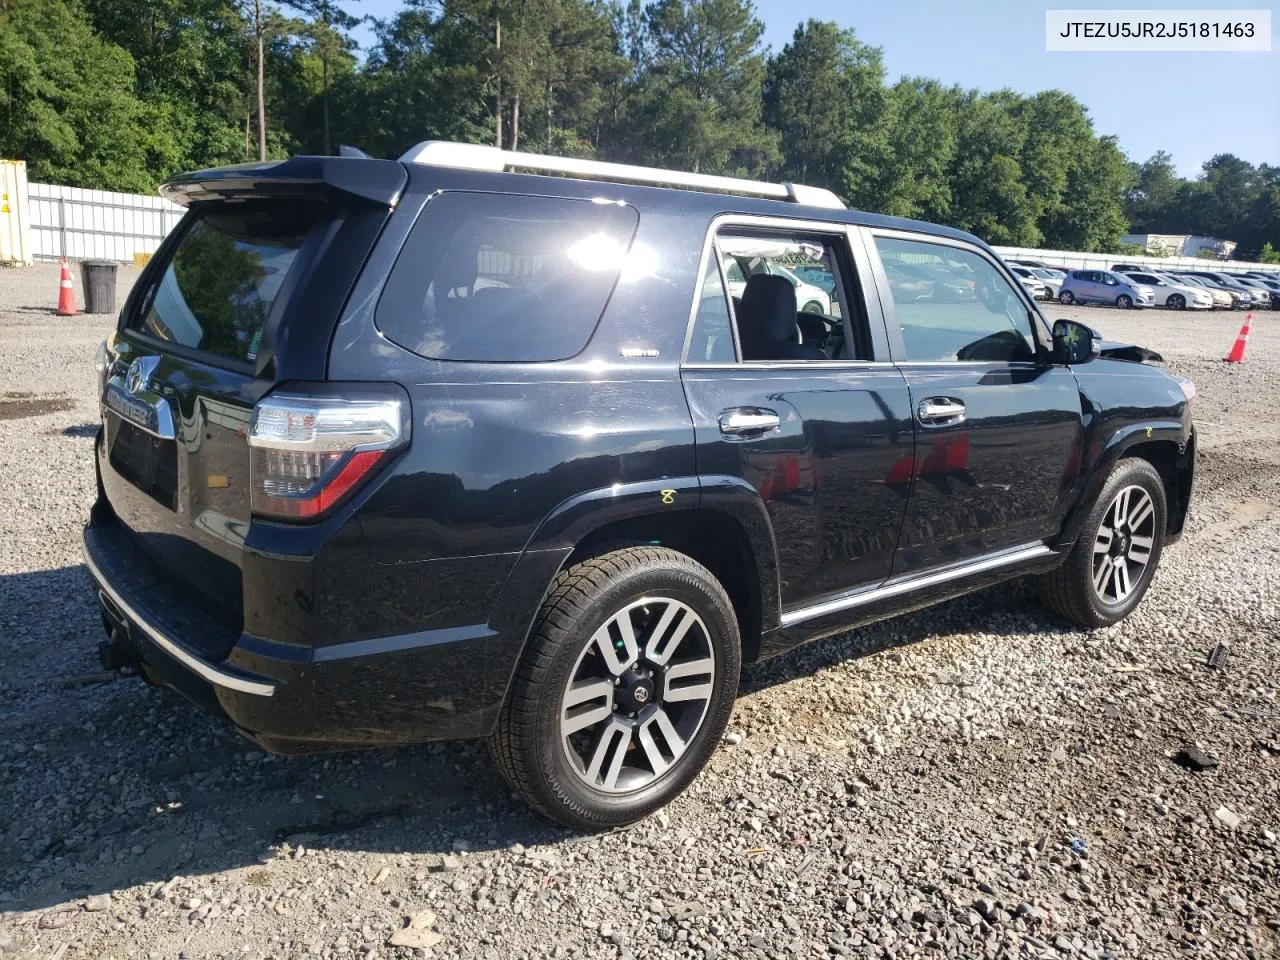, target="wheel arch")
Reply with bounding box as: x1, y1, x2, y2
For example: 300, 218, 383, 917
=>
1057, 425, 1193, 547
486, 476, 781, 702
